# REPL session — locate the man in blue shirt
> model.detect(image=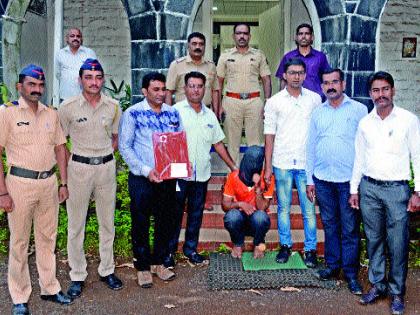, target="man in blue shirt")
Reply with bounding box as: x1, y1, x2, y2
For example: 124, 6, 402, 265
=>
119, 72, 183, 288
306, 68, 367, 295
